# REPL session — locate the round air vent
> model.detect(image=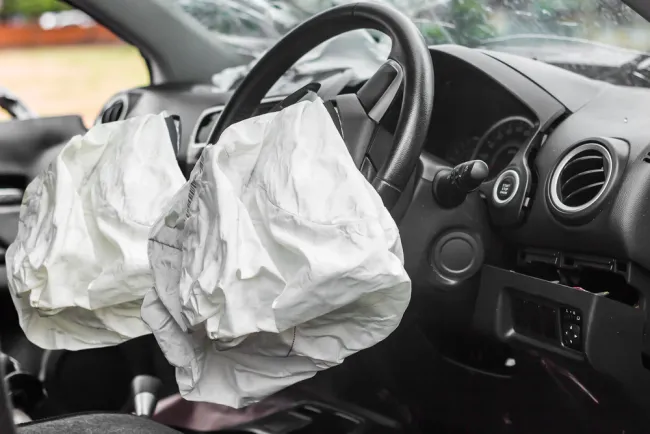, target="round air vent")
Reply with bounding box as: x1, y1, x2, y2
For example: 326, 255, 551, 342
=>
550, 142, 612, 213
